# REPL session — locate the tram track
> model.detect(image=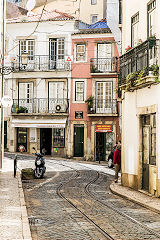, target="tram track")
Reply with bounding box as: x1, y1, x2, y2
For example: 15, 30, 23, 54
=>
22, 159, 160, 239
51, 160, 160, 239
